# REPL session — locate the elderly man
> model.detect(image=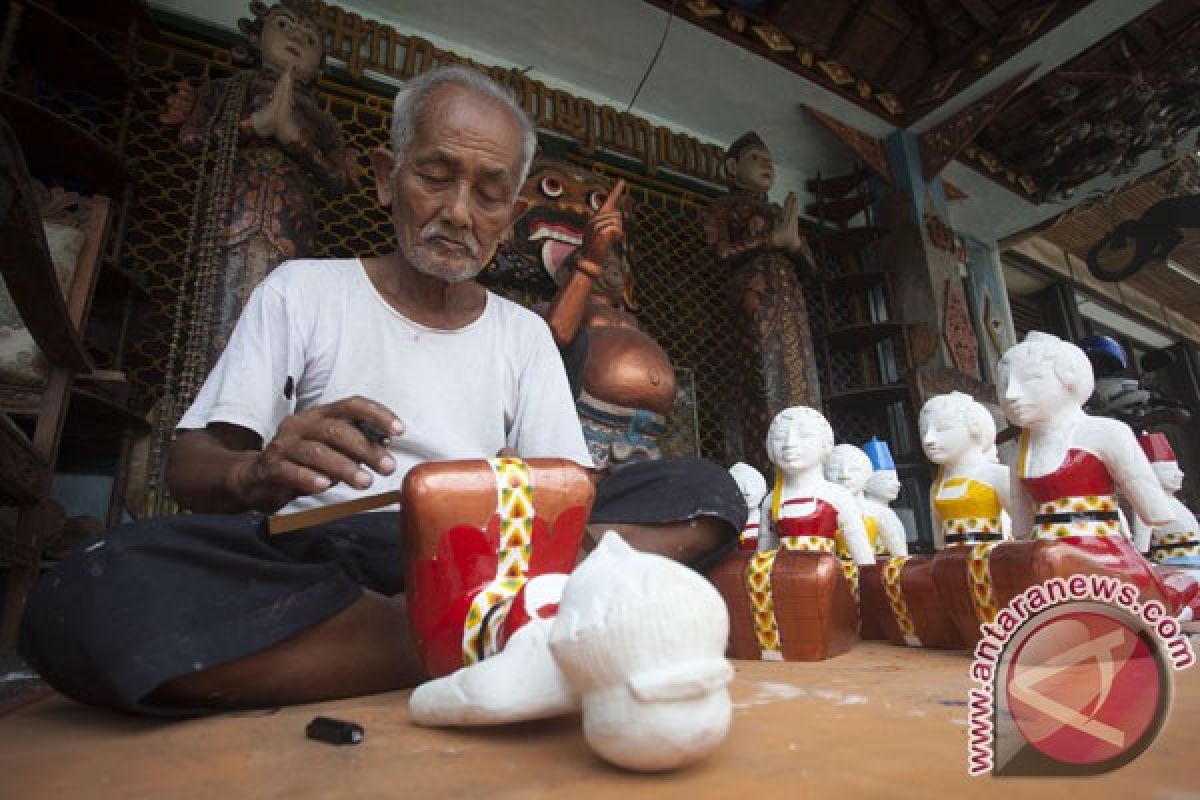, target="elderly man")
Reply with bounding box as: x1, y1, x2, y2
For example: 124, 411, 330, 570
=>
19, 67, 742, 715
